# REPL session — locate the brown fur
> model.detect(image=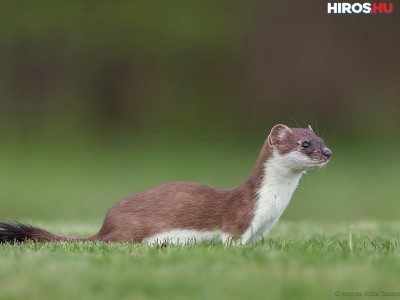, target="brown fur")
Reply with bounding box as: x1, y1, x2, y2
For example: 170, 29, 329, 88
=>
94, 144, 272, 242
0, 124, 331, 244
